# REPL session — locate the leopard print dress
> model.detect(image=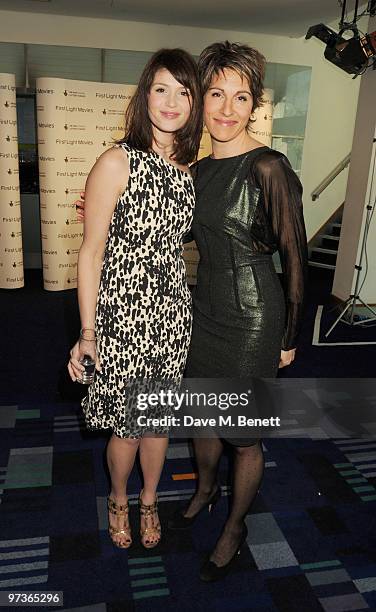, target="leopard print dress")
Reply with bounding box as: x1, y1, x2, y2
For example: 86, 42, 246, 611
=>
82, 143, 194, 438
